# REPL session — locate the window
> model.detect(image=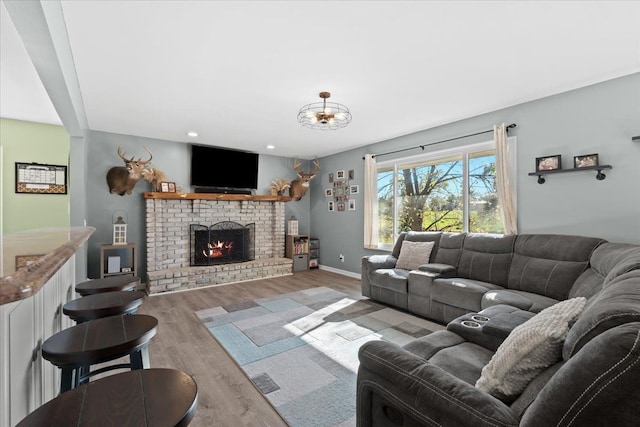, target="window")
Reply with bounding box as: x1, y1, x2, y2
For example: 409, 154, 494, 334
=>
376, 141, 505, 247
